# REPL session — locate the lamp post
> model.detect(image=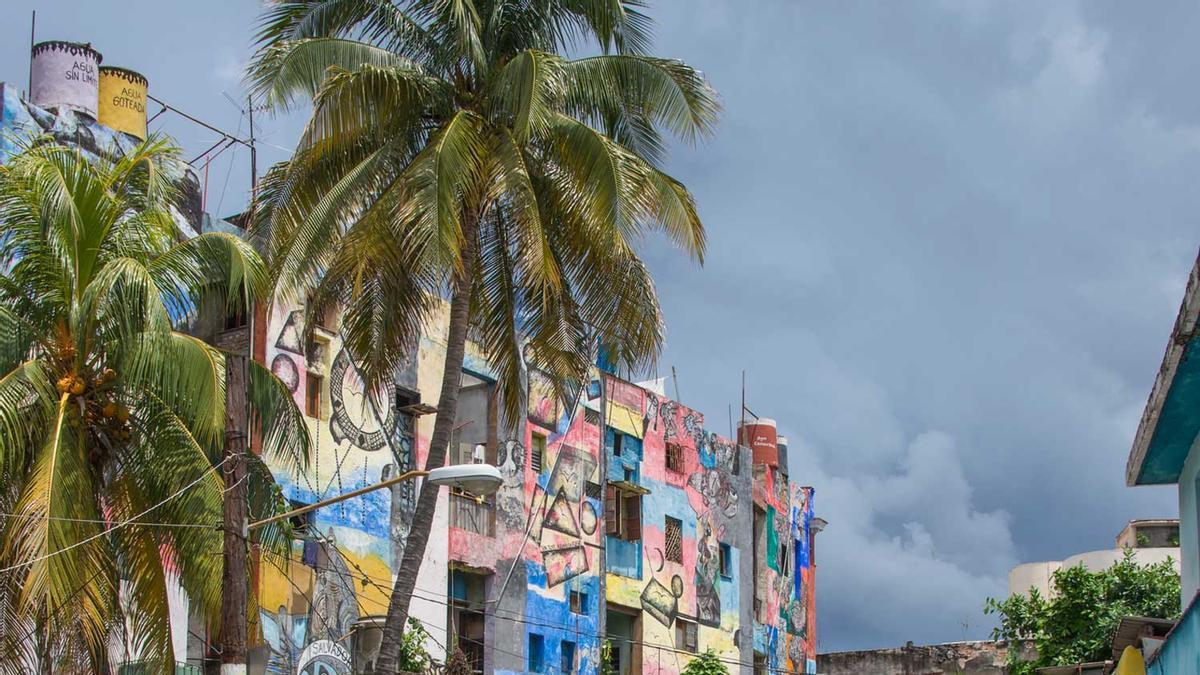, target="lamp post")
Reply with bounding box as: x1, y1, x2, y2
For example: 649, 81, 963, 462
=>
248, 464, 503, 531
